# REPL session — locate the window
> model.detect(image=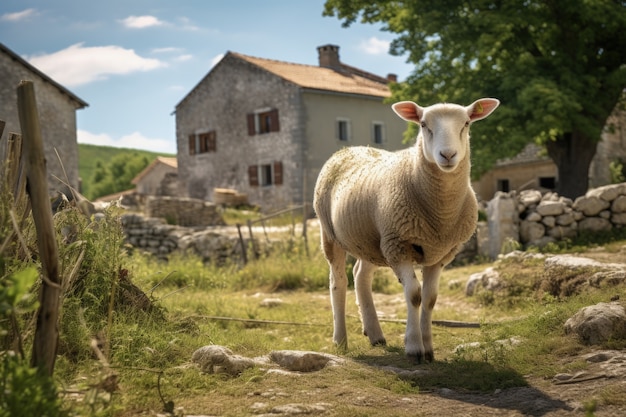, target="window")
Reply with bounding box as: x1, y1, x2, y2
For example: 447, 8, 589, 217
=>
337, 118, 351, 141
497, 179, 510, 193
248, 161, 283, 187
539, 177, 556, 189
189, 131, 217, 155
372, 122, 384, 144
247, 108, 280, 135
